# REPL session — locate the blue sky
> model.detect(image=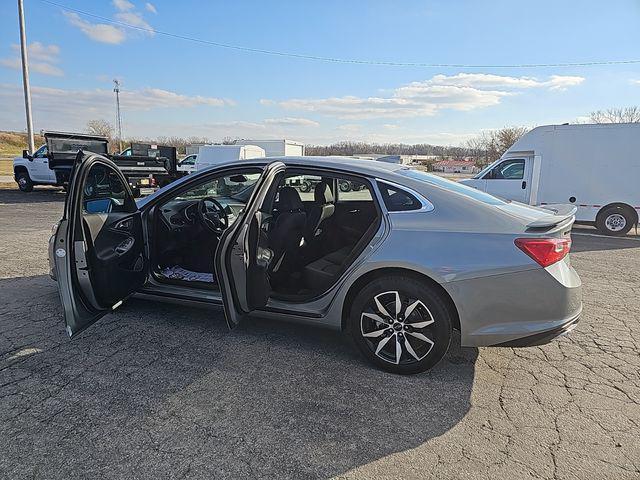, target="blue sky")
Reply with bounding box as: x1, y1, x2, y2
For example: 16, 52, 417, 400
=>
1, 0, 639, 145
